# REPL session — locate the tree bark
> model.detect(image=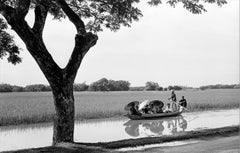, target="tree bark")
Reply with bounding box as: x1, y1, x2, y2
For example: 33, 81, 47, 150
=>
52, 83, 75, 144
